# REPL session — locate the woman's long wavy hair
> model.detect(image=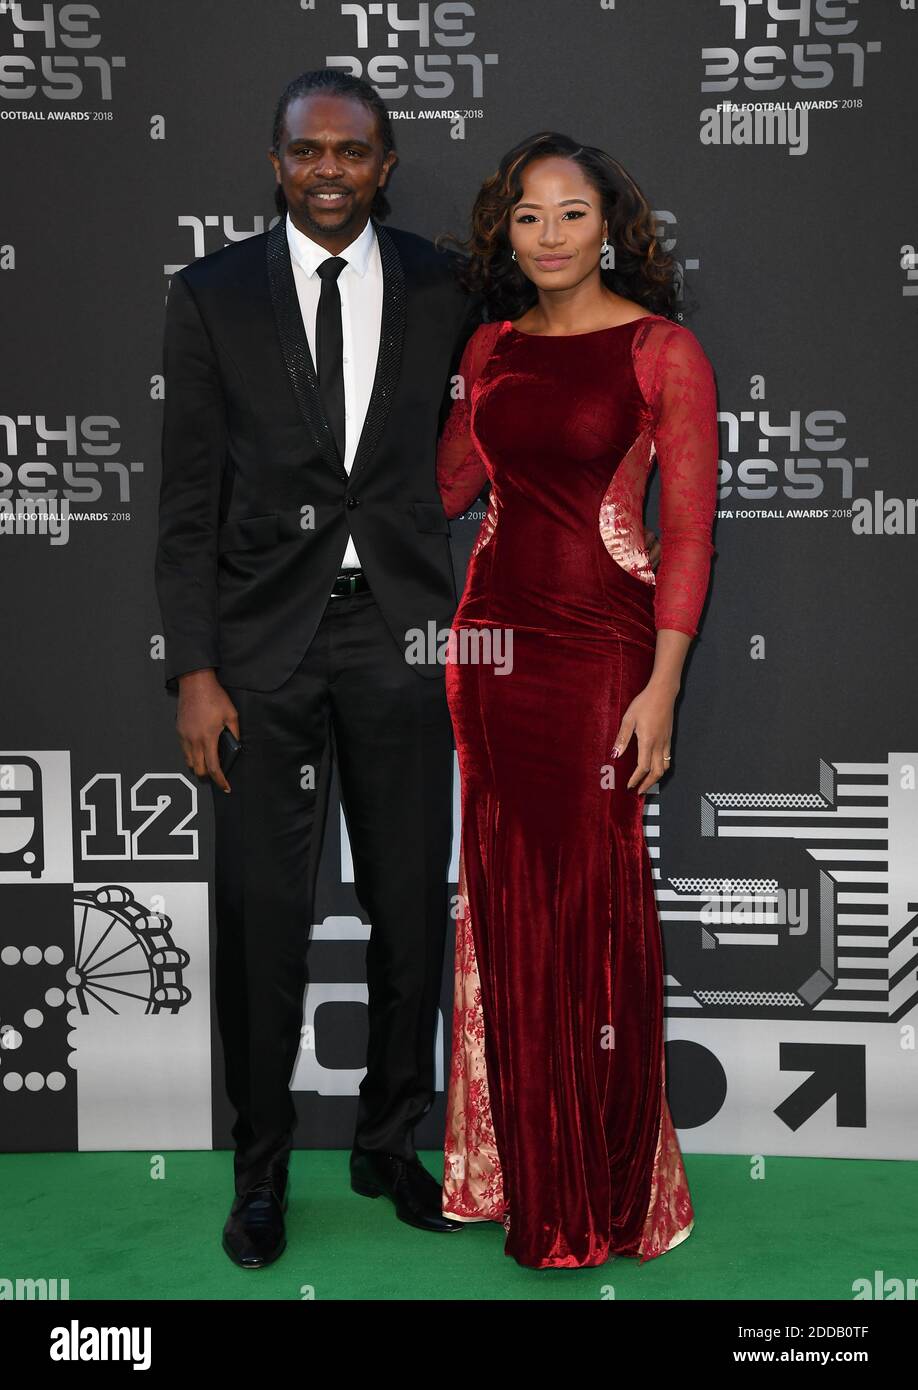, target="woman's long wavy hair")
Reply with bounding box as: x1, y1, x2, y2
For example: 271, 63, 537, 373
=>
438, 132, 679, 322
